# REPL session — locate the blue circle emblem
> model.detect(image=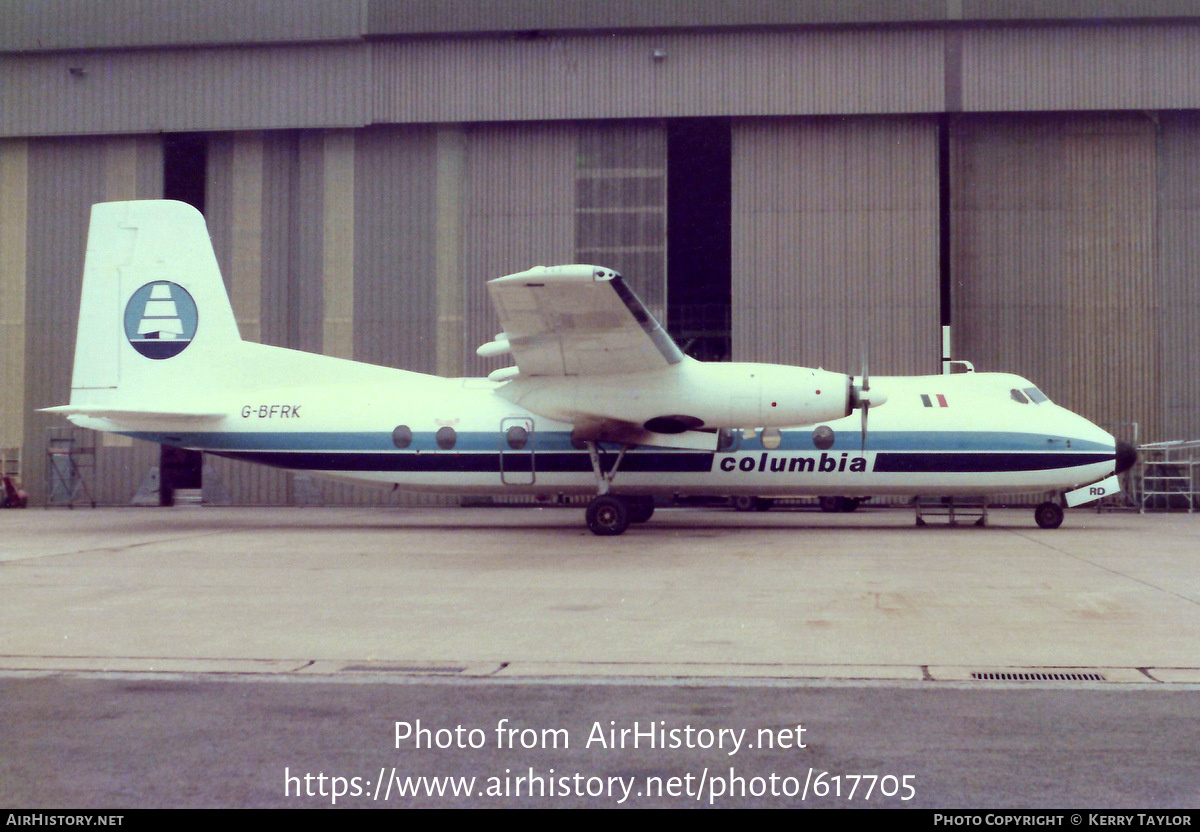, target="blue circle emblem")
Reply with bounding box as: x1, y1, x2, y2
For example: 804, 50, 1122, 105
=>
123, 281, 198, 359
